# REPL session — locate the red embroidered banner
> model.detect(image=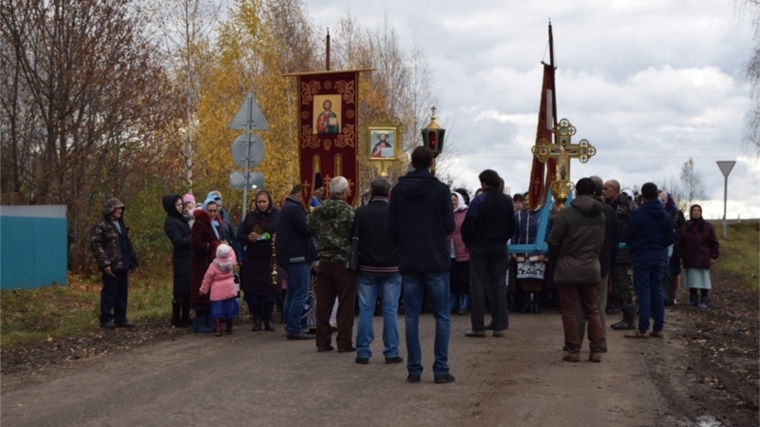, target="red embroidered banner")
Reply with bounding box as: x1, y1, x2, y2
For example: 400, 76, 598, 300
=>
528, 63, 556, 210
297, 71, 359, 206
